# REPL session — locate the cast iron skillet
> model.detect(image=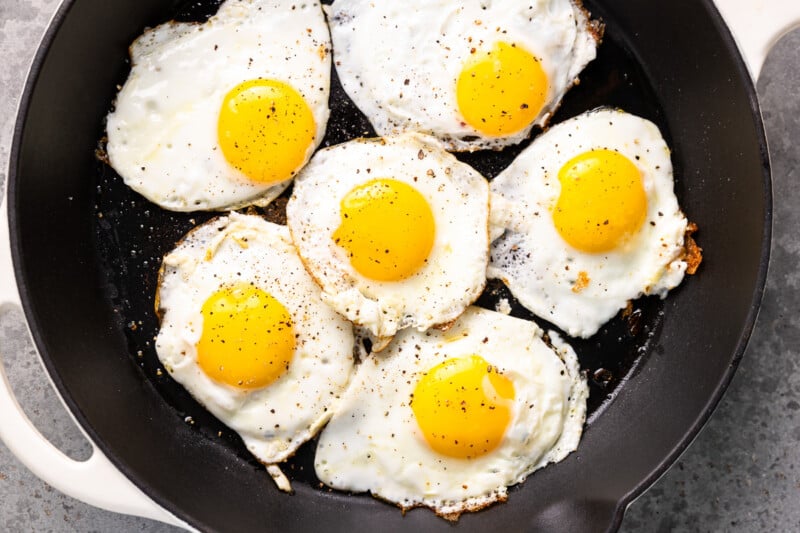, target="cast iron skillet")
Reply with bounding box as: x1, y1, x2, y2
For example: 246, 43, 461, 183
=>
8, 0, 770, 531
